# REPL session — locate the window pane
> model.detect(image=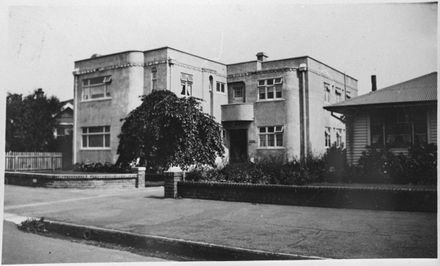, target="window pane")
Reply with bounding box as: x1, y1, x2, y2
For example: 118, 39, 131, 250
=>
181, 84, 186, 95
89, 126, 104, 133
187, 84, 192, 96
106, 87, 111, 97
104, 126, 110, 132
88, 135, 104, 147
258, 80, 265, 86
216, 83, 220, 91
83, 88, 90, 100
275, 85, 282, 98
259, 87, 266, 99
267, 134, 275, 146
259, 135, 266, 147
90, 86, 105, 98
104, 134, 110, 147
275, 126, 283, 132
268, 127, 274, 132
267, 87, 274, 99
221, 83, 225, 92
267, 79, 273, 85
259, 127, 266, 133
234, 87, 242, 97
89, 77, 105, 85
82, 128, 88, 134
274, 78, 282, 84
82, 135, 88, 147
276, 133, 283, 146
